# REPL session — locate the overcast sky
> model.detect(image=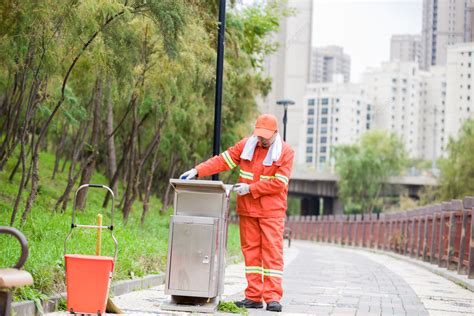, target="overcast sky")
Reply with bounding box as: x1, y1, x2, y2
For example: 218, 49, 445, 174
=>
312, 0, 423, 82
